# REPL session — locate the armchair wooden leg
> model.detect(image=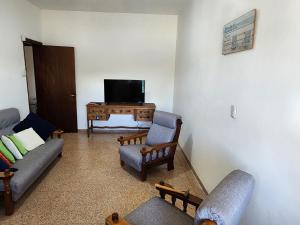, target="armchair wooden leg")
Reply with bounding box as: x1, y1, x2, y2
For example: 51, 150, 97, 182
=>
140, 168, 147, 181
167, 158, 174, 171
120, 160, 125, 167
3, 179, 14, 216
58, 152, 63, 158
